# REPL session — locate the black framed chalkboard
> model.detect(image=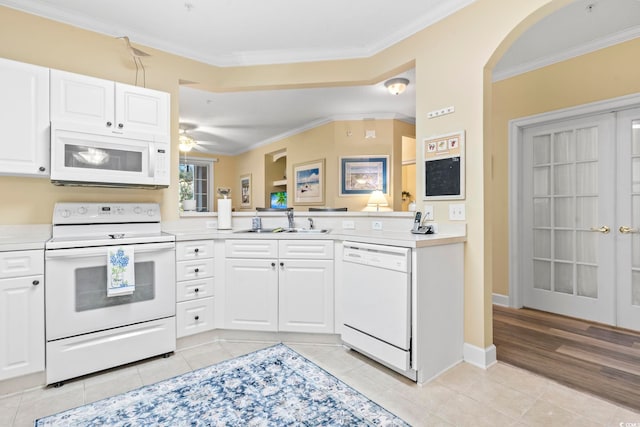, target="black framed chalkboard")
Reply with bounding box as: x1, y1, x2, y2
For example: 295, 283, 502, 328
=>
423, 130, 465, 200
425, 156, 461, 197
